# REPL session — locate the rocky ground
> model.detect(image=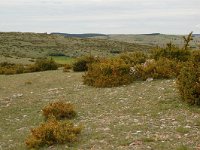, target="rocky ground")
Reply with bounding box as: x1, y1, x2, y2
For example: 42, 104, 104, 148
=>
0, 70, 200, 150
